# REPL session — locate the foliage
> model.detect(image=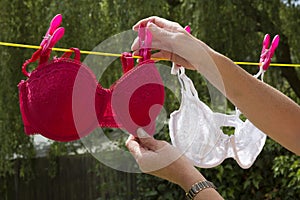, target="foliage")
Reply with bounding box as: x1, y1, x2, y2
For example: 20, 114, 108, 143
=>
0, 0, 36, 196
135, 173, 185, 200
272, 154, 300, 198
0, 0, 299, 199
